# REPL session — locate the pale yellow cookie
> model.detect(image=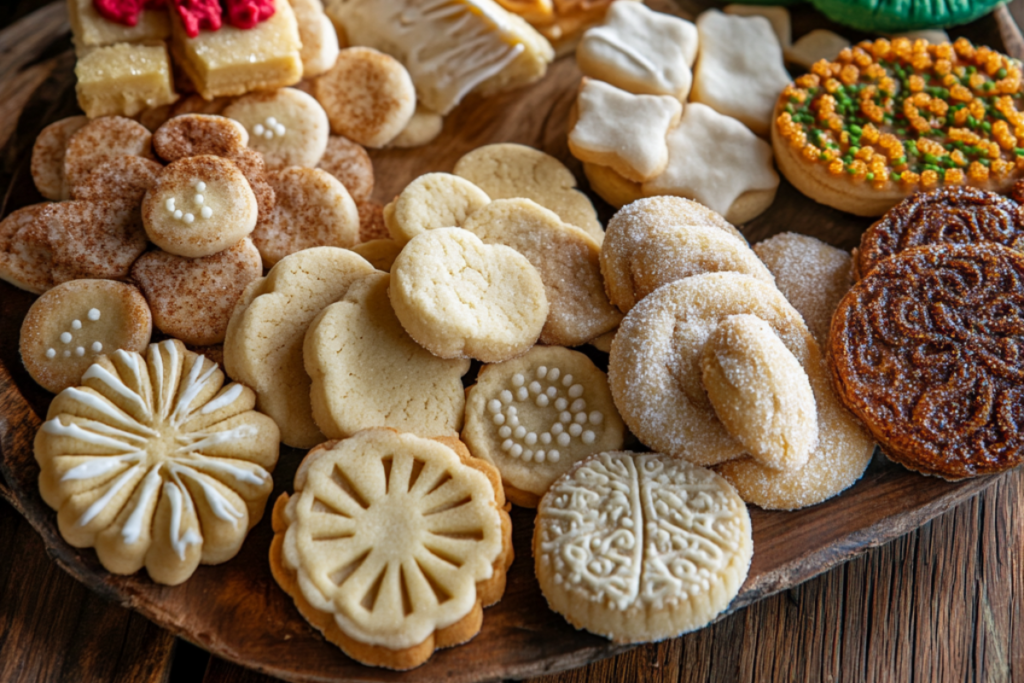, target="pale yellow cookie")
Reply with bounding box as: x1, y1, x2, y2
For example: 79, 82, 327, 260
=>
31, 116, 88, 201
390, 228, 548, 362
64, 116, 154, 195
291, 0, 340, 77
152, 114, 249, 163
462, 346, 624, 507
224, 247, 376, 448
386, 105, 444, 148
170, 94, 235, 118
588, 327, 616, 353
223, 88, 331, 170
384, 173, 491, 247
317, 135, 374, 203
582, 161, 643, 210
350, 239, 401, 272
